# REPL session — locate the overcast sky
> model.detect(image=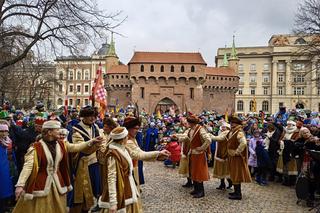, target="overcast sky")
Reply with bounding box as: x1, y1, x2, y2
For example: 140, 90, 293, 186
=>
97, 0, 302, 66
